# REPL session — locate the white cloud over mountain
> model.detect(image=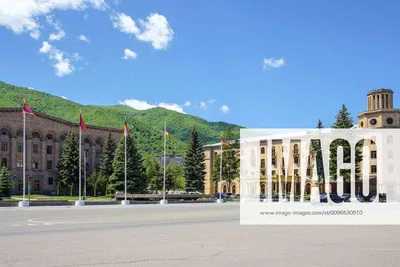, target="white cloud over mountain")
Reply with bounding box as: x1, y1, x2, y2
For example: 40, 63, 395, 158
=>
119, 99, 185, 114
